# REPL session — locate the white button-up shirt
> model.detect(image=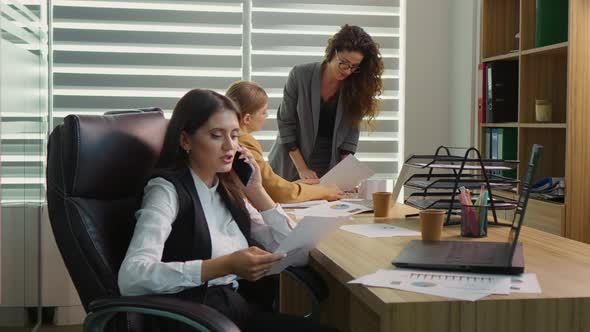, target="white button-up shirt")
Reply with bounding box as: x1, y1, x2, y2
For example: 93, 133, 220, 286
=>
118, 170, 294, 296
